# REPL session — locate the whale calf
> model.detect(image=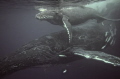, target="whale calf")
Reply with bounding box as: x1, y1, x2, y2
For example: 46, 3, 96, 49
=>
35, 1, 120, 43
